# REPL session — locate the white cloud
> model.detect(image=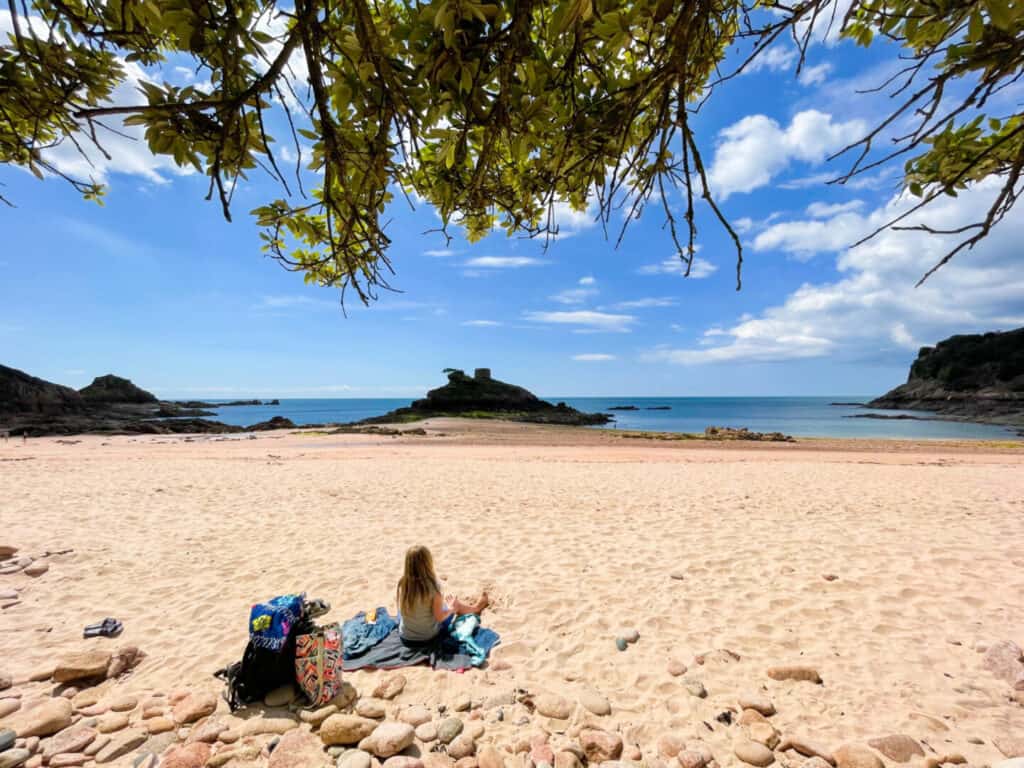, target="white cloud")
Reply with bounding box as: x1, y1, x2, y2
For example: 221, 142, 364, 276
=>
744, 46, 796, 75
606, 297, 677, 310
465, 256, 546, 268
639, 256, 717, 278
425, 249, 457, 257
551, 287, 599, 305
524, 310, 637, 333
548, 199, 599, 238
572, 353, 616, 362
643, 179, 1024, 365
579, 276, 596, 285
462, 320, 502, 327
708, 110, 866, 199
256, 294, 338, 310
806, 200, 864, 218
798, 62, 833, 86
